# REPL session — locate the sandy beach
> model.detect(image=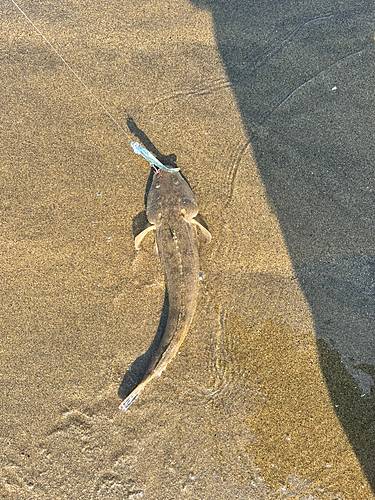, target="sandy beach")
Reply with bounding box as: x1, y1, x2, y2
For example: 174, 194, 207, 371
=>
1, 0, 374, 498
